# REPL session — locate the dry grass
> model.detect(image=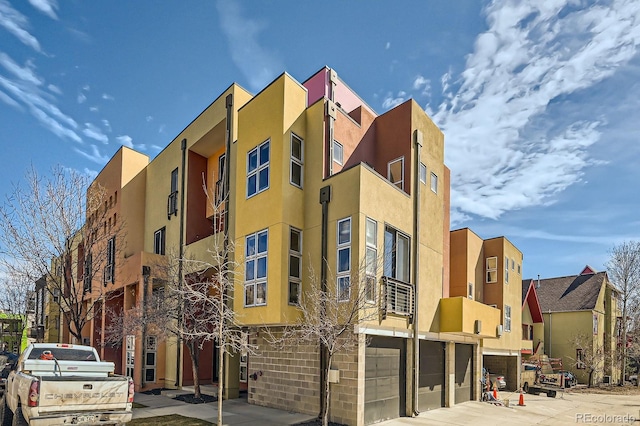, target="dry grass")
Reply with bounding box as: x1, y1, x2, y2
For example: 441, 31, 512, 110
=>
568, 384, 640, 395
128, 415, 212, 425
